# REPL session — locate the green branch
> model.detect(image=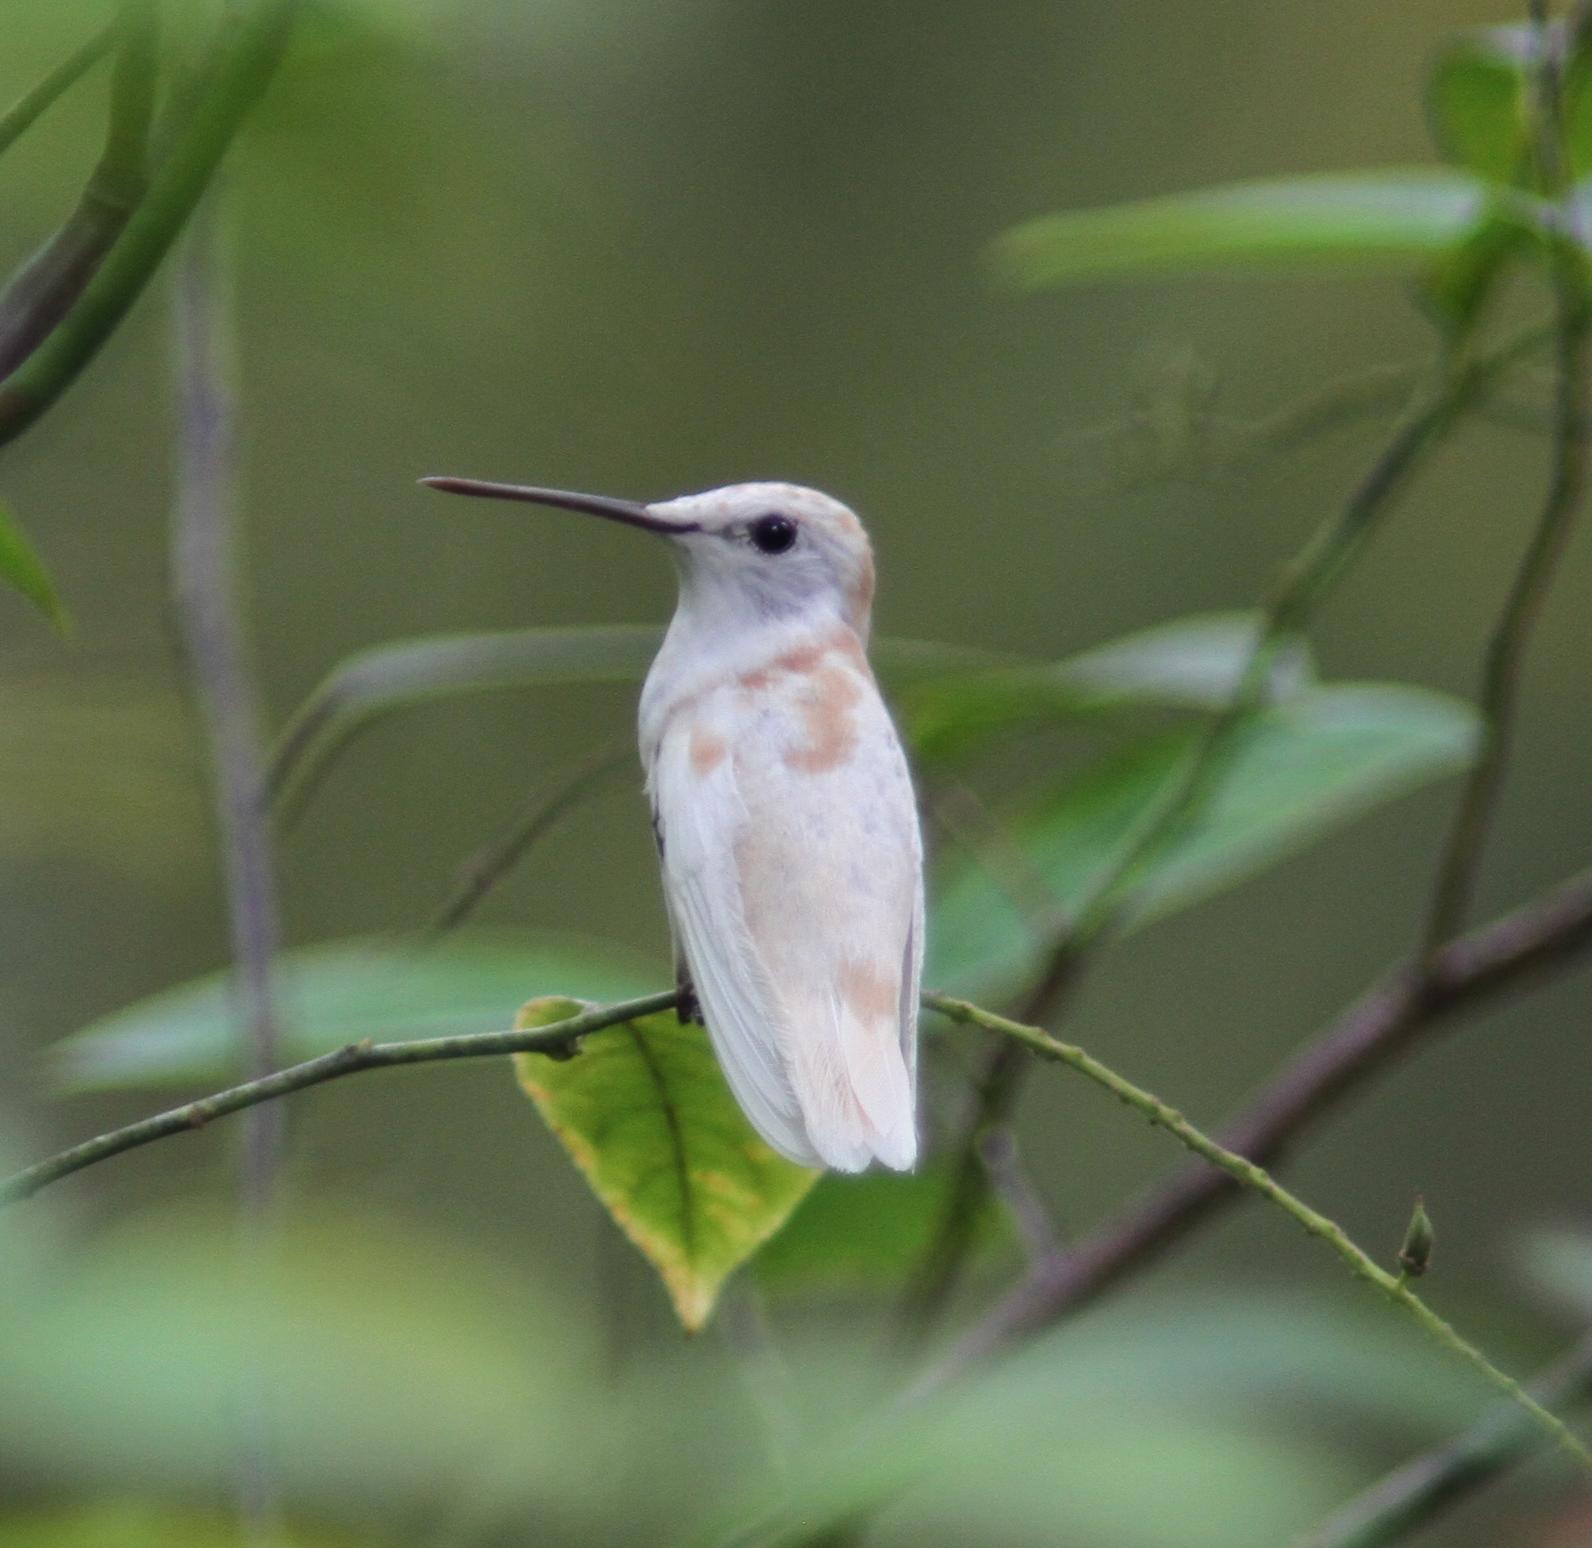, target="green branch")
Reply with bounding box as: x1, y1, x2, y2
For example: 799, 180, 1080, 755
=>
1422, 9, 1592, 952
0, 0, 301, 447
9, 971, 1588, 1469
1062, 318, 1552, 955
902, 316, 1556, 1339
0, 1, 161, 379
0, 17, 119, 158
0, 990, 679, 1205
0, 20, 118, 159
922, 991, 1592, 1472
